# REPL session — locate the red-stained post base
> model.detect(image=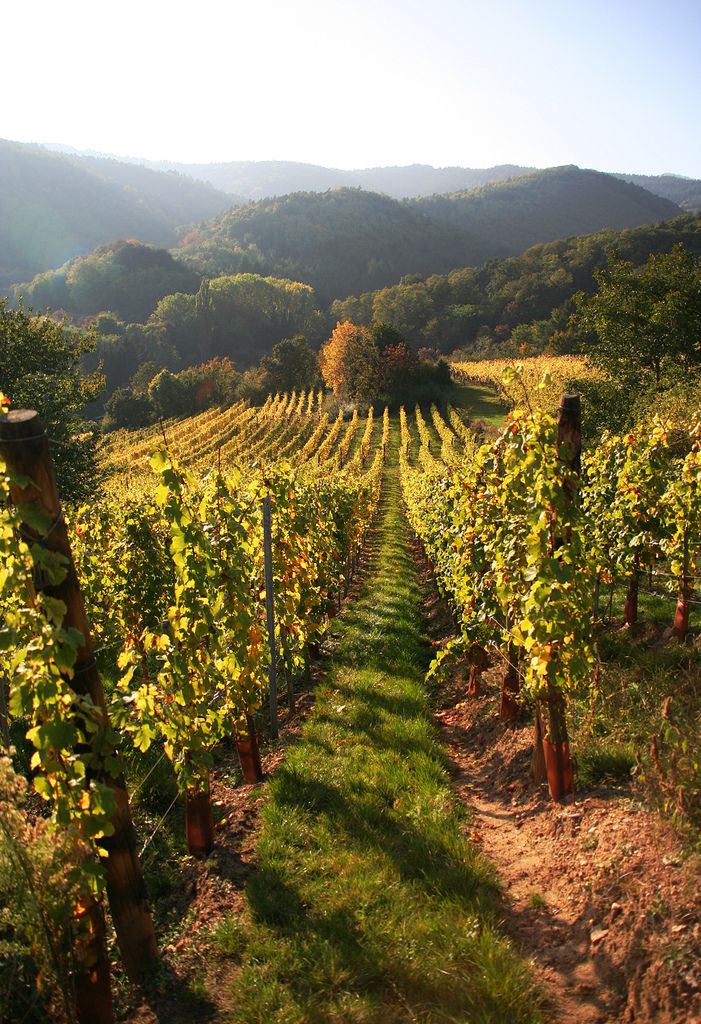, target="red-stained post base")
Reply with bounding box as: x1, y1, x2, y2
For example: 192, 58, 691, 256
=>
540, 692, 574, 801
467, 644, 489, 698
499, 657, 521, 722
673, 589, 691, 639
235, 716, 263, 783
186, 787, 214, 858
74, 897, 115, 1024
